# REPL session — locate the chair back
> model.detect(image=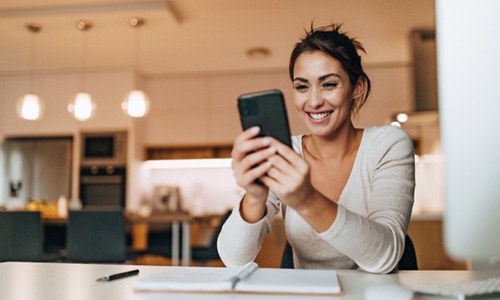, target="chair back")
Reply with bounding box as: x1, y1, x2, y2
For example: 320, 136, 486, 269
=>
66, 208, 126, 263
191, 210, 231, 264
397, 234, 419, 270
0, 211, 43, 262
208, 211, 231, 249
